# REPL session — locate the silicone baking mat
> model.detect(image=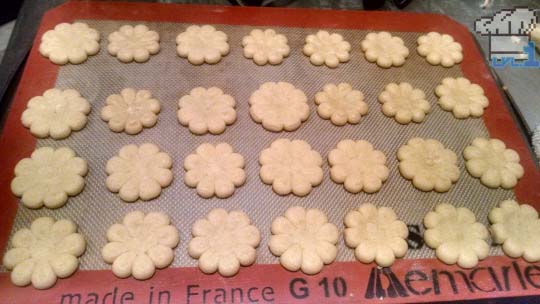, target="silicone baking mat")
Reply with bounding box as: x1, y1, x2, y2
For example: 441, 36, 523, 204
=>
1, 2, 539, 303
4, 20, 516, 268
